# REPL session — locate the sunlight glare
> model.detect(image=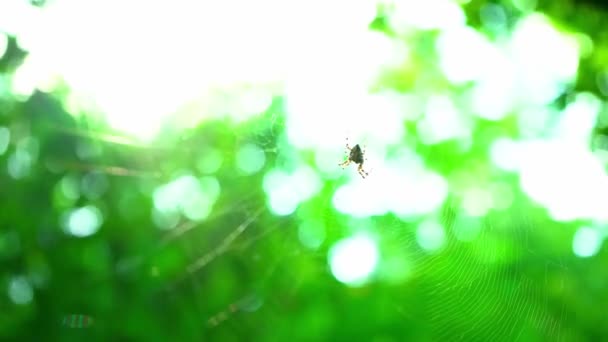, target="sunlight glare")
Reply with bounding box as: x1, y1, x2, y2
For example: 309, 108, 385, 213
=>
519, 140, 608, 222
285, 31, 395, 149
0, 1, 38, 38
333, 150, 448, 219
283, 0, 393, 149
418, 95, 472, 144
510, 14, 580, 106
388, 0, 465, 32
13, 0, 294, 140
436, 26, 495, 84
